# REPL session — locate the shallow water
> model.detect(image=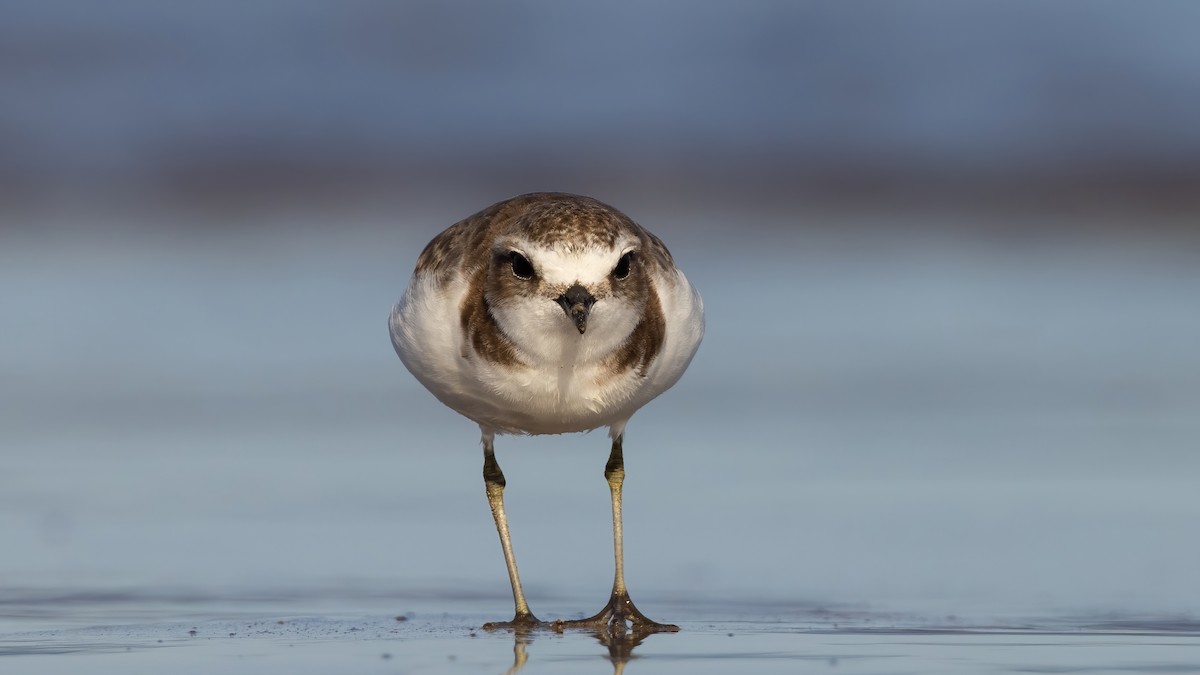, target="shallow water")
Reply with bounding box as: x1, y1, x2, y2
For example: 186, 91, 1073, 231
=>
3, 592, 1199, 674
3, 207, 1199, 671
